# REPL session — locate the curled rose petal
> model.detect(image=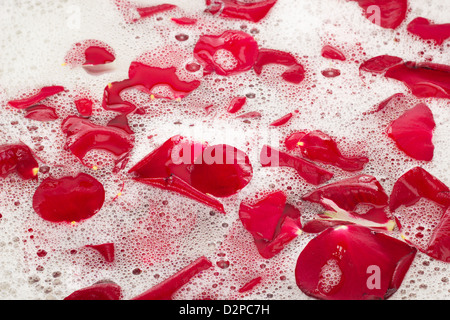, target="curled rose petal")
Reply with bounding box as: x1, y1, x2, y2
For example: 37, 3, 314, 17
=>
321, 45, 346, 61
359, 55, 403, 74
8, 86, 65, 109
302, 174, 389, 212
239, 191, 302, 258
238, 277, 262, 293
348, 0, 408, 29
295, 225, 417, 300
0, 144, 39, 180
206, 0, 277, 23
407, 17, 450, 46
227, 96, 247, 114
103, 62, 201, 113
389, 166, 450, 212
253, 48, 305, 84
387, 103, 435, 161
32, 173, 105, 223
285, 130, 369, 172
270, 113, 293, 127
74, 98, 94, 118
85, 243, 115, 263
61, 116, 135, 167
24, 105, 59, 122
260, 145, 334, 185
193, 30, 259, 76
64, 281, 122, 300
426, 207, 450, 262
189, 144, 253, 198
132, 256, 213, 300
384, 61, 450, 99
